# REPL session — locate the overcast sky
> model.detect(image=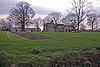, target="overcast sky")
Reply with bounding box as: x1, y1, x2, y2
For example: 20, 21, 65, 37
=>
0, 0, 100, 19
